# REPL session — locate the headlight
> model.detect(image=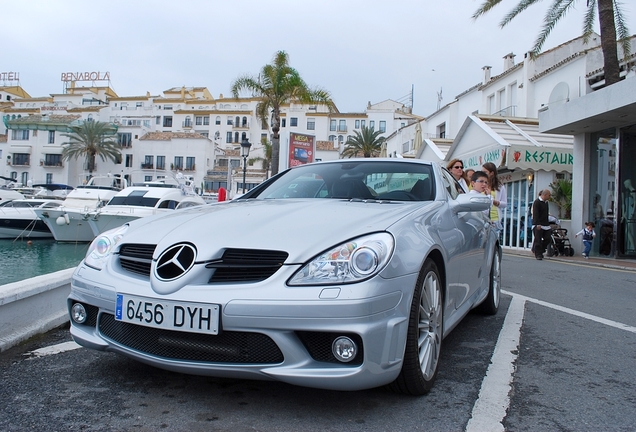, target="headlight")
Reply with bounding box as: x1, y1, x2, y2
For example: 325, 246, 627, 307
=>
84, 224, 129, 270
288, 232, 394, 285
